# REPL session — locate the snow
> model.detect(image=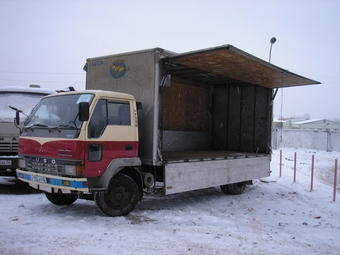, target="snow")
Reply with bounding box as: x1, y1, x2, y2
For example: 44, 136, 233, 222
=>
0, 94, 45, 122
0, 86, 56, 95
1, 148, 339, 255
0, 86, 56, 122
